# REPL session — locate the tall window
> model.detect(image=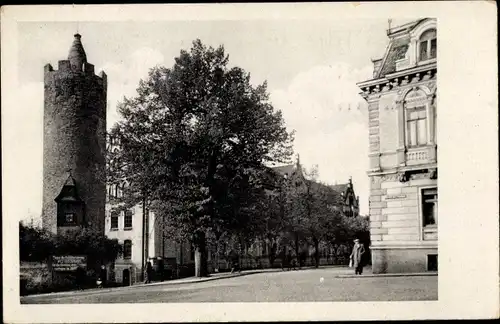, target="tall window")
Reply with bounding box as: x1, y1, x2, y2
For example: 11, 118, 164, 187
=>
107, 185, 114, 199
110, 211, 119, 230
422, 188, 438, 226
124, 209, 133, 229
115, 184, 123, 199
406, 106, 427, 147
123, 240, 132, 259
419, 29, 437, 61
